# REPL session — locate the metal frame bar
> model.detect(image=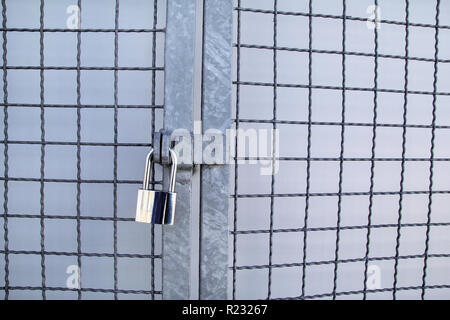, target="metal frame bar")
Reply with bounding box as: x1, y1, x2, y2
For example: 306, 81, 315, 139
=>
161, 0, 232, 300
199, 0, 232, 300
162, 0, 197, 300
